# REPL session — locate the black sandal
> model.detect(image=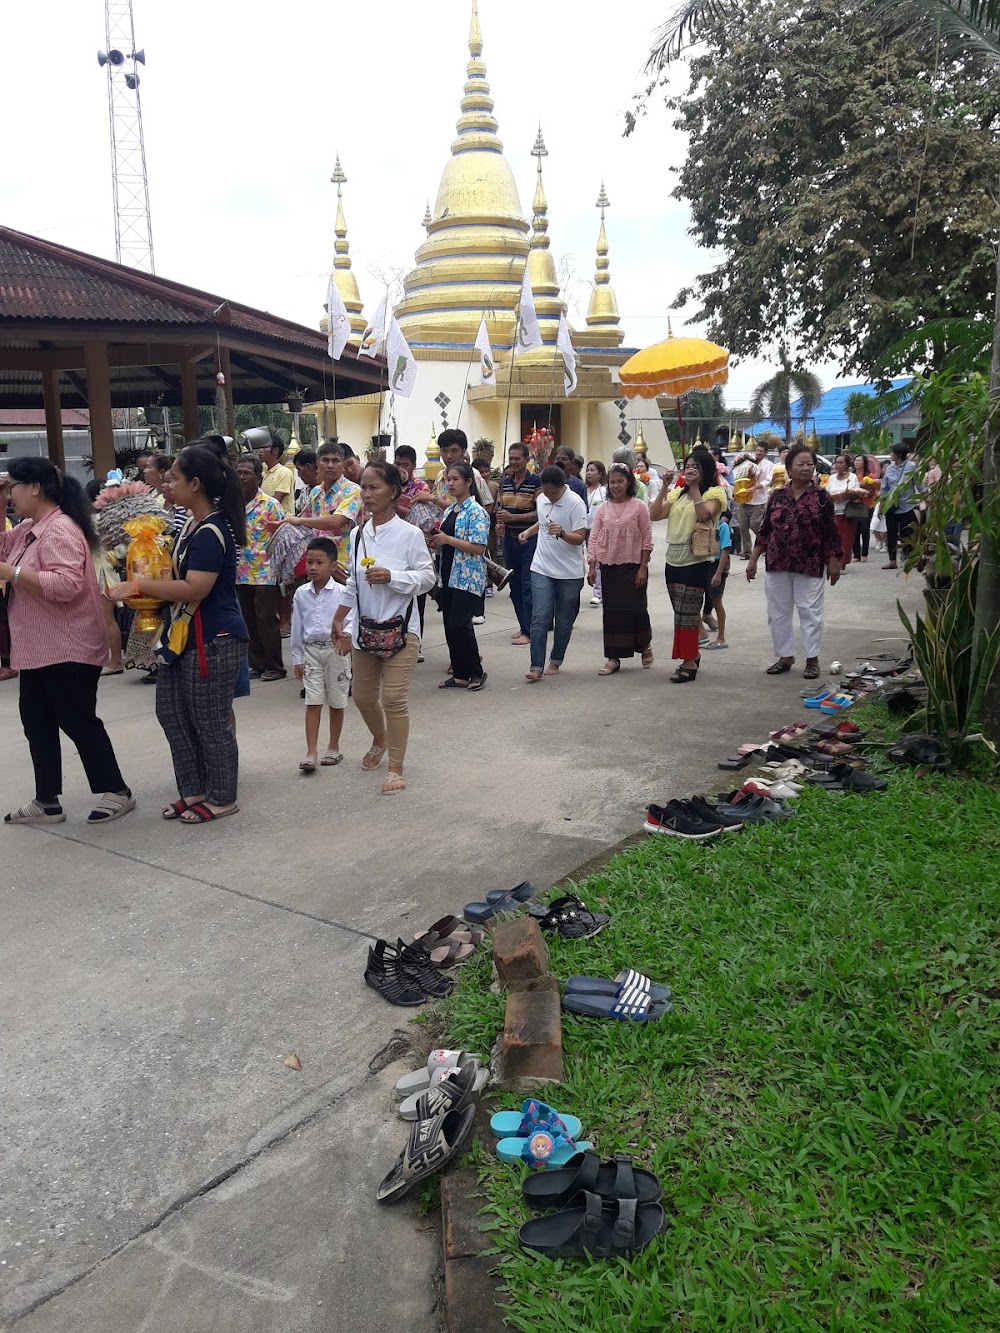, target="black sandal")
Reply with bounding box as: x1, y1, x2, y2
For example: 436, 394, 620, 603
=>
535, 896, 609, 941
364, 941, 427, 1007
377, 1104, 477, 1204
669, 667, 698, 684
766, 660, 793, 675
517, 1189, 665, 1258
803, 663, 821, 680
522, 1150, 662, 1212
